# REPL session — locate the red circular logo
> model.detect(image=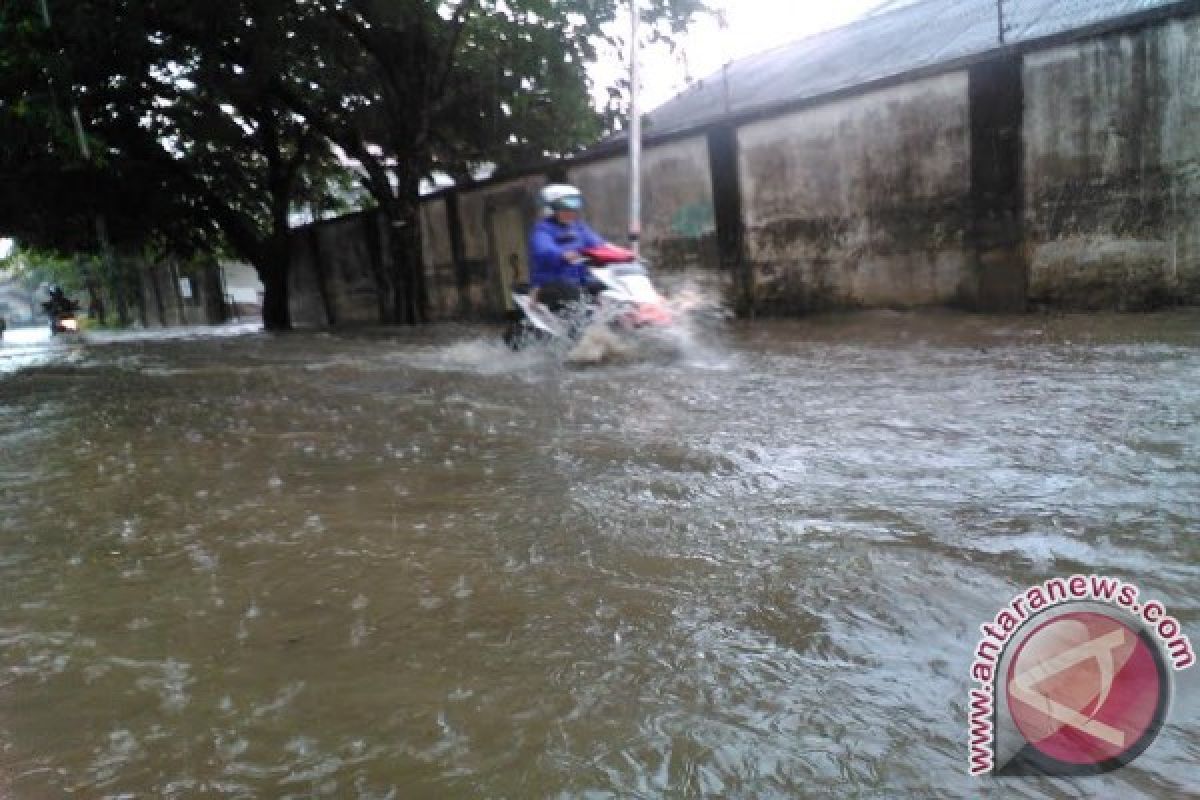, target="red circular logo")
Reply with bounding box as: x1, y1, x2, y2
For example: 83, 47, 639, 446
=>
1006, 611, 1167, 767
